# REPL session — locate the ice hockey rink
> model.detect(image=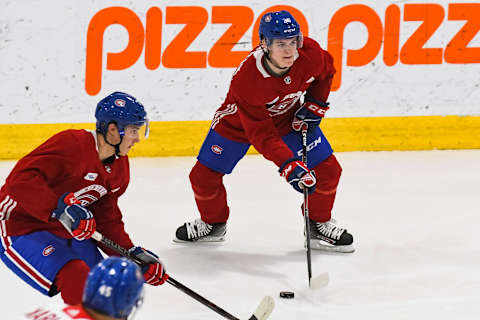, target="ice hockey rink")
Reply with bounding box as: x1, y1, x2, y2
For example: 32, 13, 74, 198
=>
1, 150, 479, 319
